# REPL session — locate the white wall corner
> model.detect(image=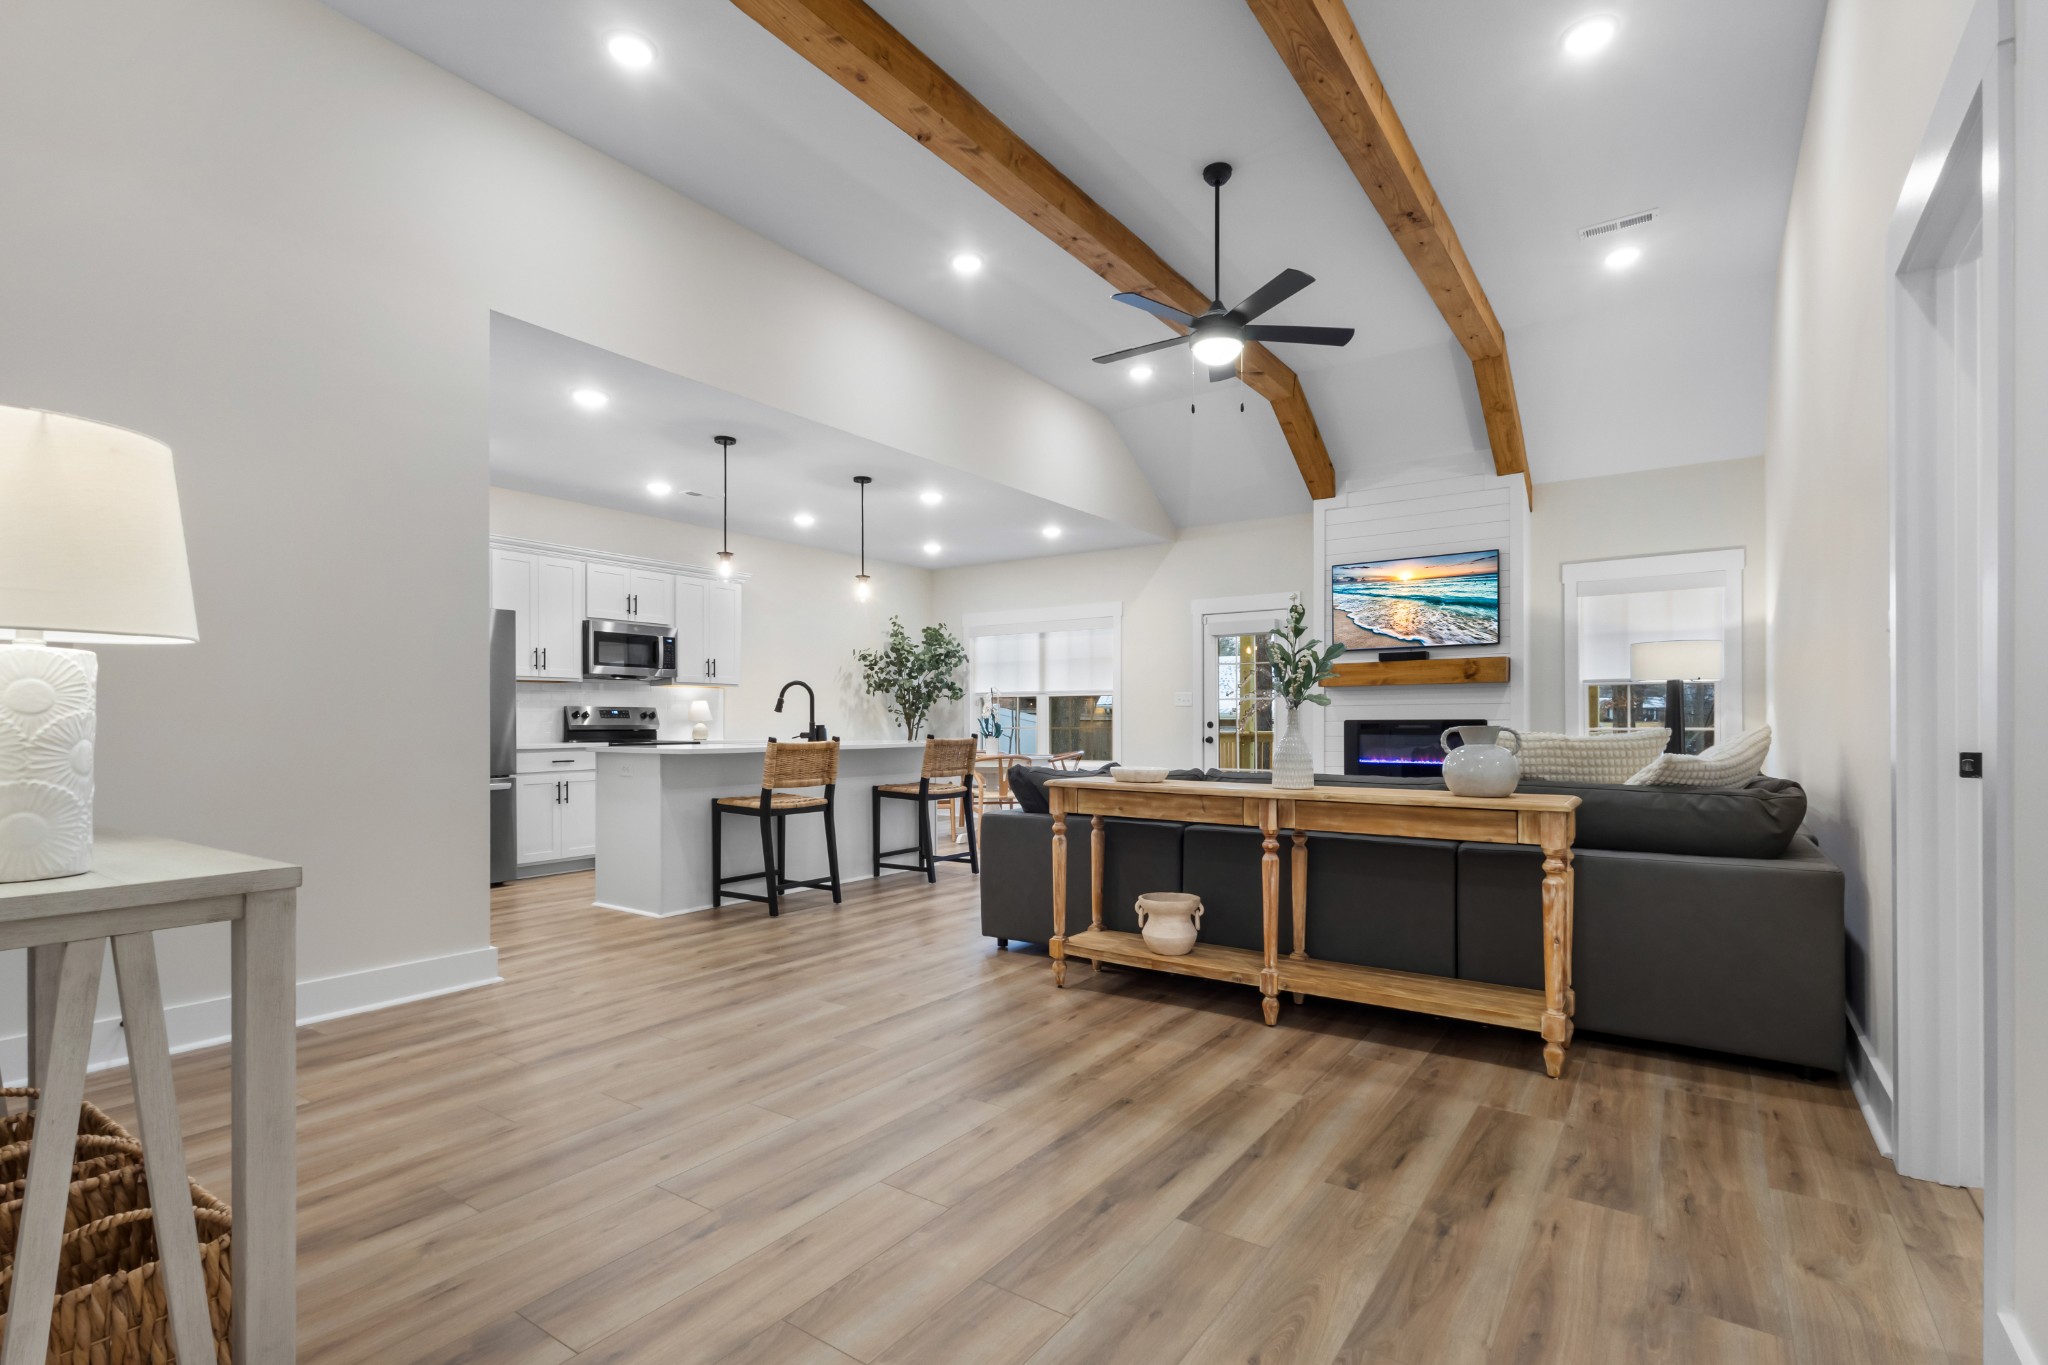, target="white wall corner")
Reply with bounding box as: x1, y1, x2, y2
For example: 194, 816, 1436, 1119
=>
0, 946, 501, 1086
1846, 1005, 1897, 1159
1994, 1310, 2045, 1365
